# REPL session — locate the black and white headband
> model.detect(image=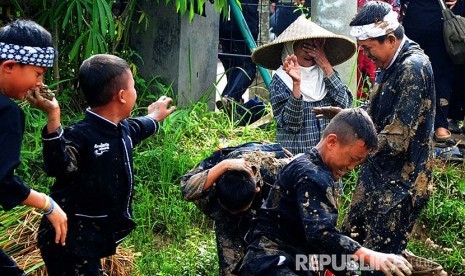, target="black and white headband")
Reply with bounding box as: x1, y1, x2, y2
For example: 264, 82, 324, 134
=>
0, 42, 55, 67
